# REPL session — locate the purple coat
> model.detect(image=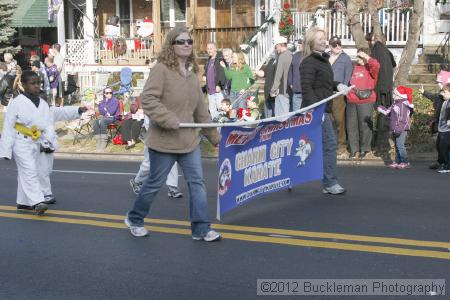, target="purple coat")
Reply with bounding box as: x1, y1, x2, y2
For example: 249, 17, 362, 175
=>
377, 99, 411, 134
45, 65, 60, 89
98, 96, 120, 121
